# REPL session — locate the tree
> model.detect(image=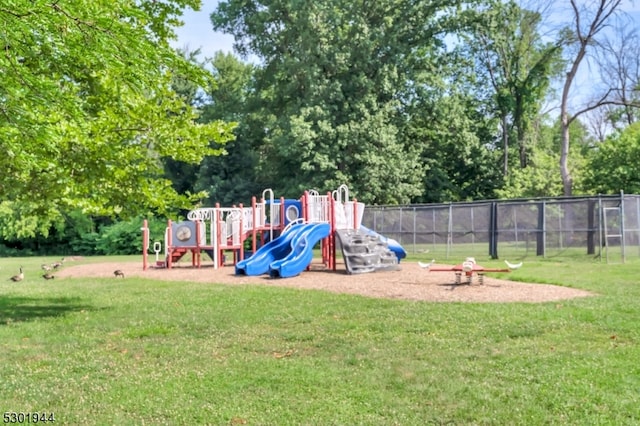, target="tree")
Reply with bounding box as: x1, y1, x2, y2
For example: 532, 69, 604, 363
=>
416, 95, 503, 202
196, 51, 262, 205
463, 1, 562, 175
0, 1, 234, 238
496, 118, 593, 198
557, 0, 637, 196
597, 28, 640, 131
585, 122, 640, 194
403, 50, 503, 203
211, 0, 461, 204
